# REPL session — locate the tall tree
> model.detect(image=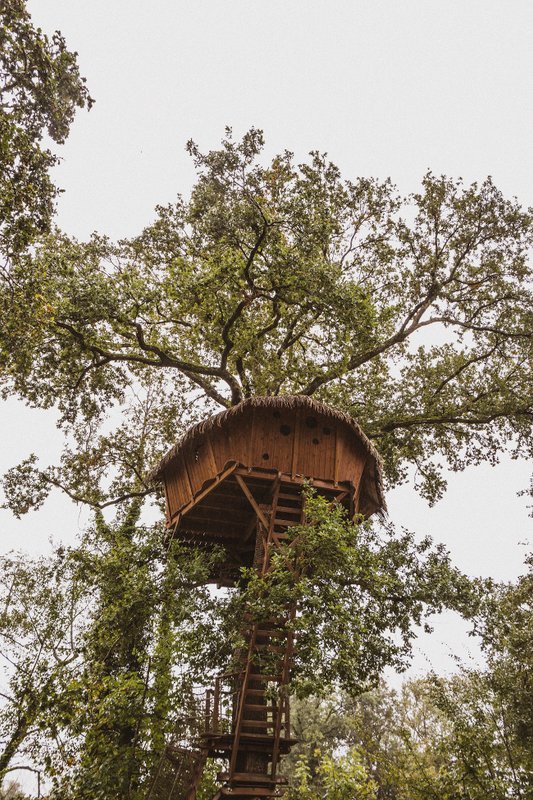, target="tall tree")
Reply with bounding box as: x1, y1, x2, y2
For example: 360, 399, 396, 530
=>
1, 129, 531, 511
46, 508, 226, 800
286, 633, 532, 800
0, 0, 92, 255
0, 128, 530, 795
